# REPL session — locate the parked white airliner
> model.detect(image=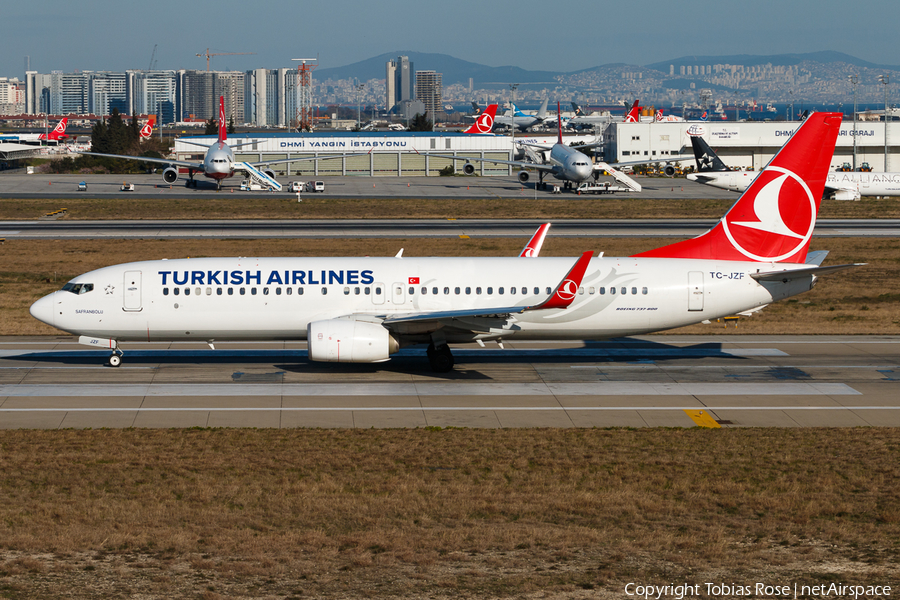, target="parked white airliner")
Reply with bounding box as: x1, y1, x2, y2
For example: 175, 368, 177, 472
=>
31, 113, 859, 372
81, 97, 355, 190
687, 131, 900, 200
